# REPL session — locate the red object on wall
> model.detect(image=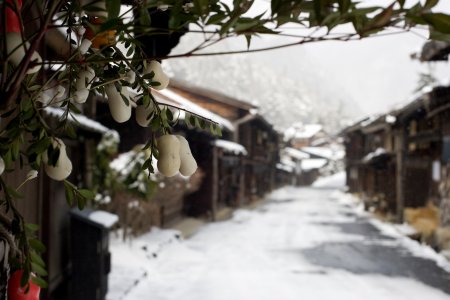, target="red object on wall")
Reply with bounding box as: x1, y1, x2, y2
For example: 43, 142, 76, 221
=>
7, 270, 40, 300
5, 0, 23, 33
